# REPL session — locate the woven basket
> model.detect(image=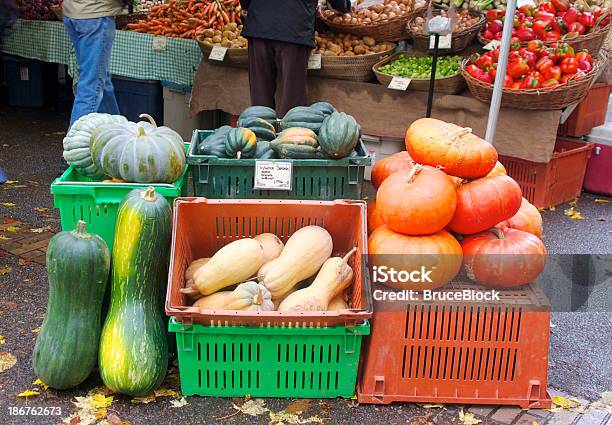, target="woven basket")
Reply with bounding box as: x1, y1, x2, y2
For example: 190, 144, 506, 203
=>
50, 4, 62, 21
116, 12, 149, 30
478, 23, 611, 56
408, 10, 485, 54
462, 50, 607, 110
197, 38, 248, 69
310, 44, 396, 82
319, 3, 429, 42
373, 51, 466, 93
